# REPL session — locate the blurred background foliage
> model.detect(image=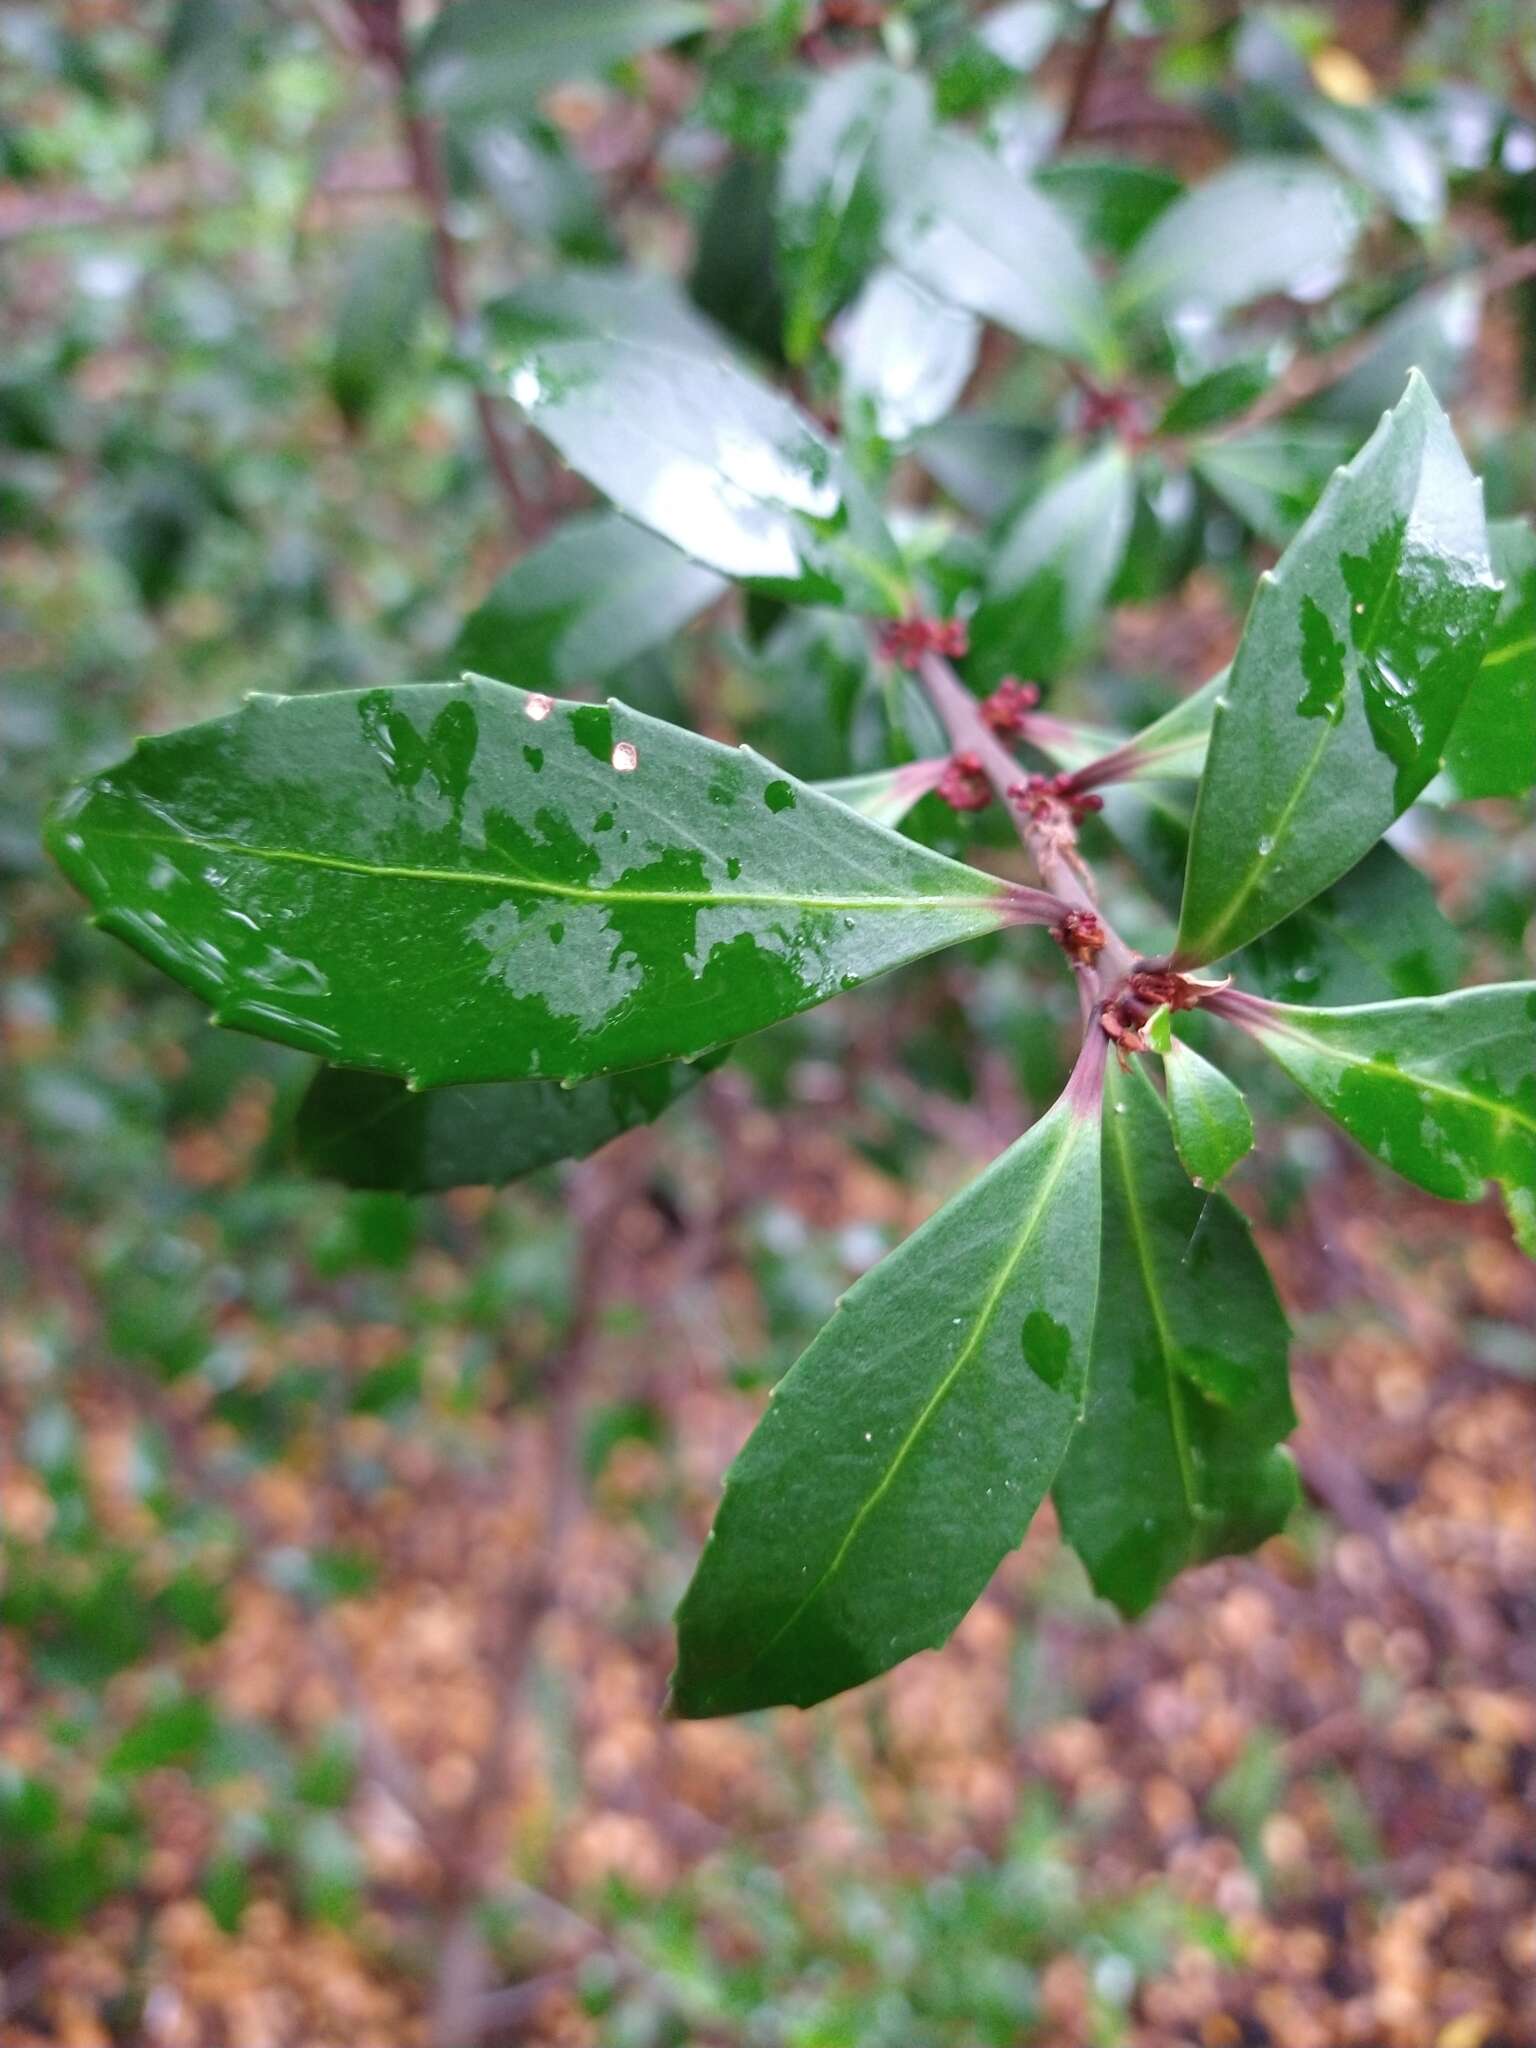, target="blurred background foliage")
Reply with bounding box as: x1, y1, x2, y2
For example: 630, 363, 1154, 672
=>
2, 2, 1536, 2043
